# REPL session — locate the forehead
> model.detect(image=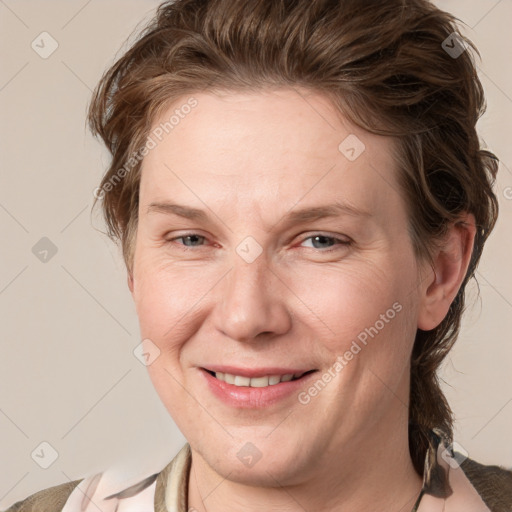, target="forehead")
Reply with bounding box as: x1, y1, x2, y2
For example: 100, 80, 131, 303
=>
139, 88, 404, 224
